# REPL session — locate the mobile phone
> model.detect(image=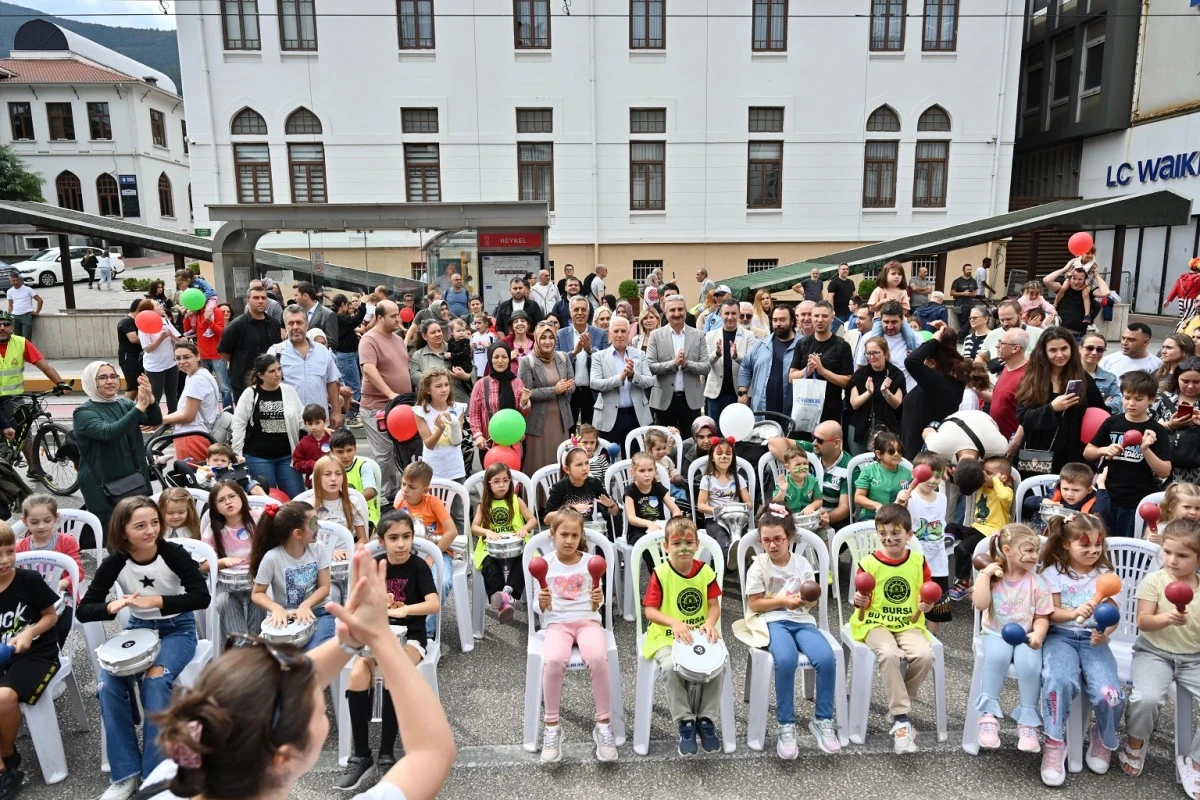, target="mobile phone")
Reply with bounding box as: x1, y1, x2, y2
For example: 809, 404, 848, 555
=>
1065, 379, 1082, 399
1176, 402, 1194, 419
